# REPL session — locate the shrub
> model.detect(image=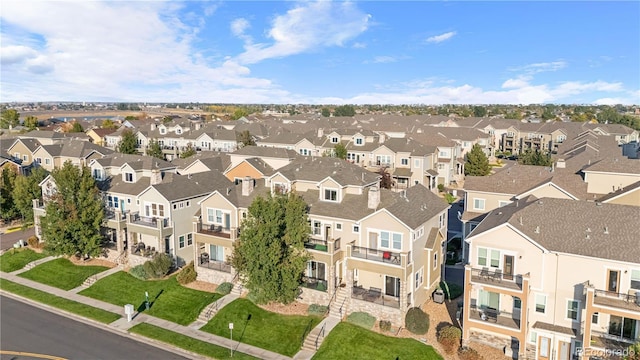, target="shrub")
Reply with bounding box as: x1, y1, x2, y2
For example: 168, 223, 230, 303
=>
316, 281, 327, 292
347, 312, 376, 329
437, 184, 445, 193
129, 265, 148, 280
27, 236, 40, 248
459, 347, 484, 360
379, 320, 392, 332
176, 261, 197, 285
143, 253, 173, 279
216, 282, 233, 295
308, 304, 328, 316
405, 307, 429, 335
440, 281, 463, 300
437, 325, 462, 353
445, 193, 456, 204
246, 291, 260, 303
